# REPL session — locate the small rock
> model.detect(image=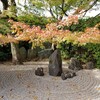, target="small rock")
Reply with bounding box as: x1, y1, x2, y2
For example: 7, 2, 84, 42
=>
38, 49, 53, 59
61, 69, 76, 80
27, 48, 38, 60
19, 47, 27, 61
35, 67, 44, 76
68, 58, 83, 71
61, 73, 66, 80
65, 73, 72, 78
85, 62, 95, 69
